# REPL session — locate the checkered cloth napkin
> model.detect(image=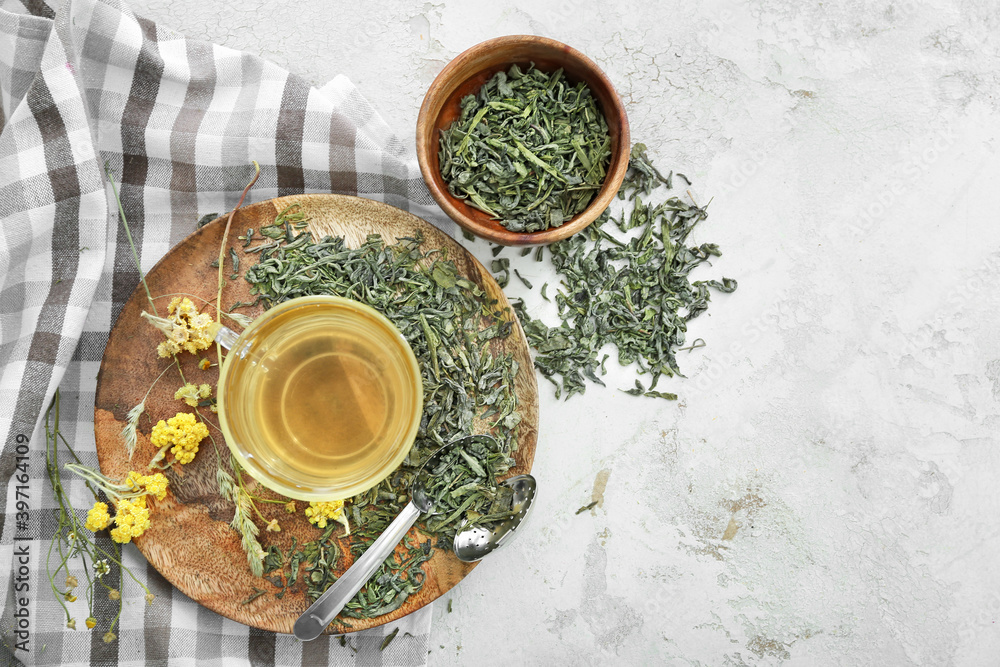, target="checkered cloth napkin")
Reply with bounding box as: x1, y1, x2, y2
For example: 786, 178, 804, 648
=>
0, 0, 458, 664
